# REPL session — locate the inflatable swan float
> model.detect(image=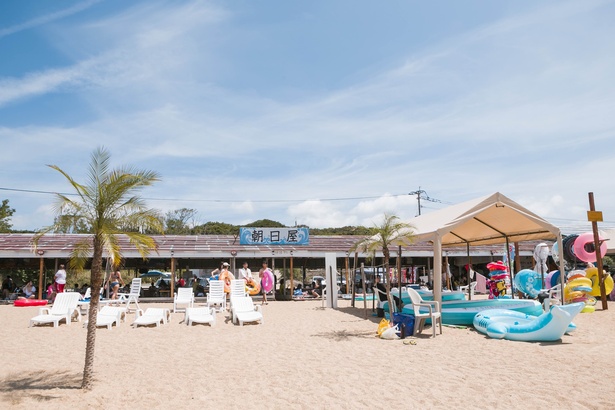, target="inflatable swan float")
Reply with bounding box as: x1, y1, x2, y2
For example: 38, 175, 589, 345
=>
473, 303, 585, 342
